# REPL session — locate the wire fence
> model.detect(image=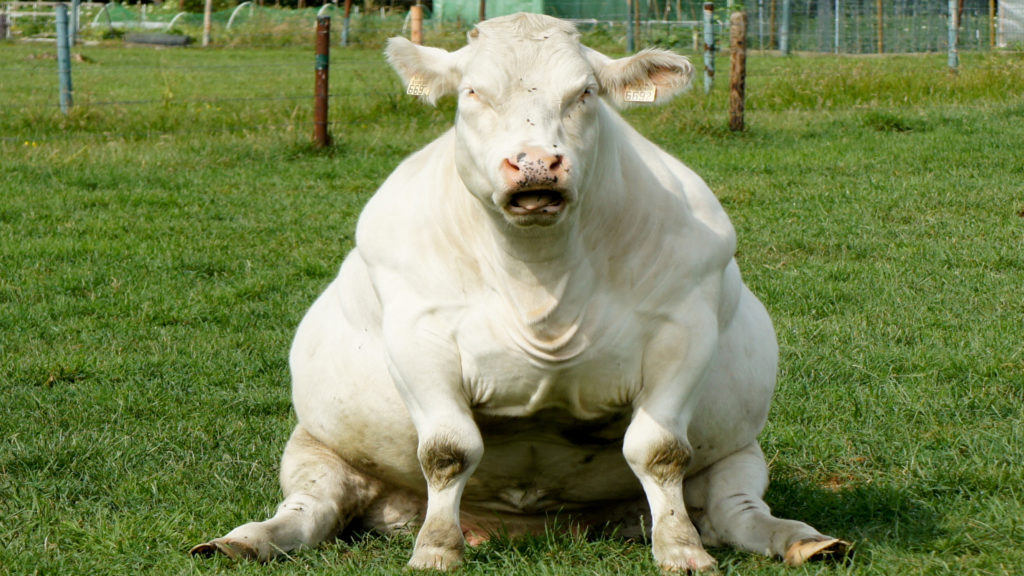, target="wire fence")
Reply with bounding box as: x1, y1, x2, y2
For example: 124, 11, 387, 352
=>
2, 48, 1015, 149
0, 2, 427, 47
2, 1, 1023, 51
759, 0, 1010, 53
2, 2, 1022, 149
